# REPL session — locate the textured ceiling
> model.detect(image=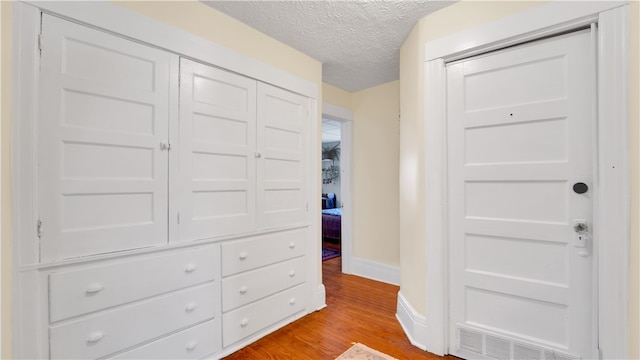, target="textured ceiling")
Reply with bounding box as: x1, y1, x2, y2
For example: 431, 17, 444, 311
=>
202, 1, 455, 92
